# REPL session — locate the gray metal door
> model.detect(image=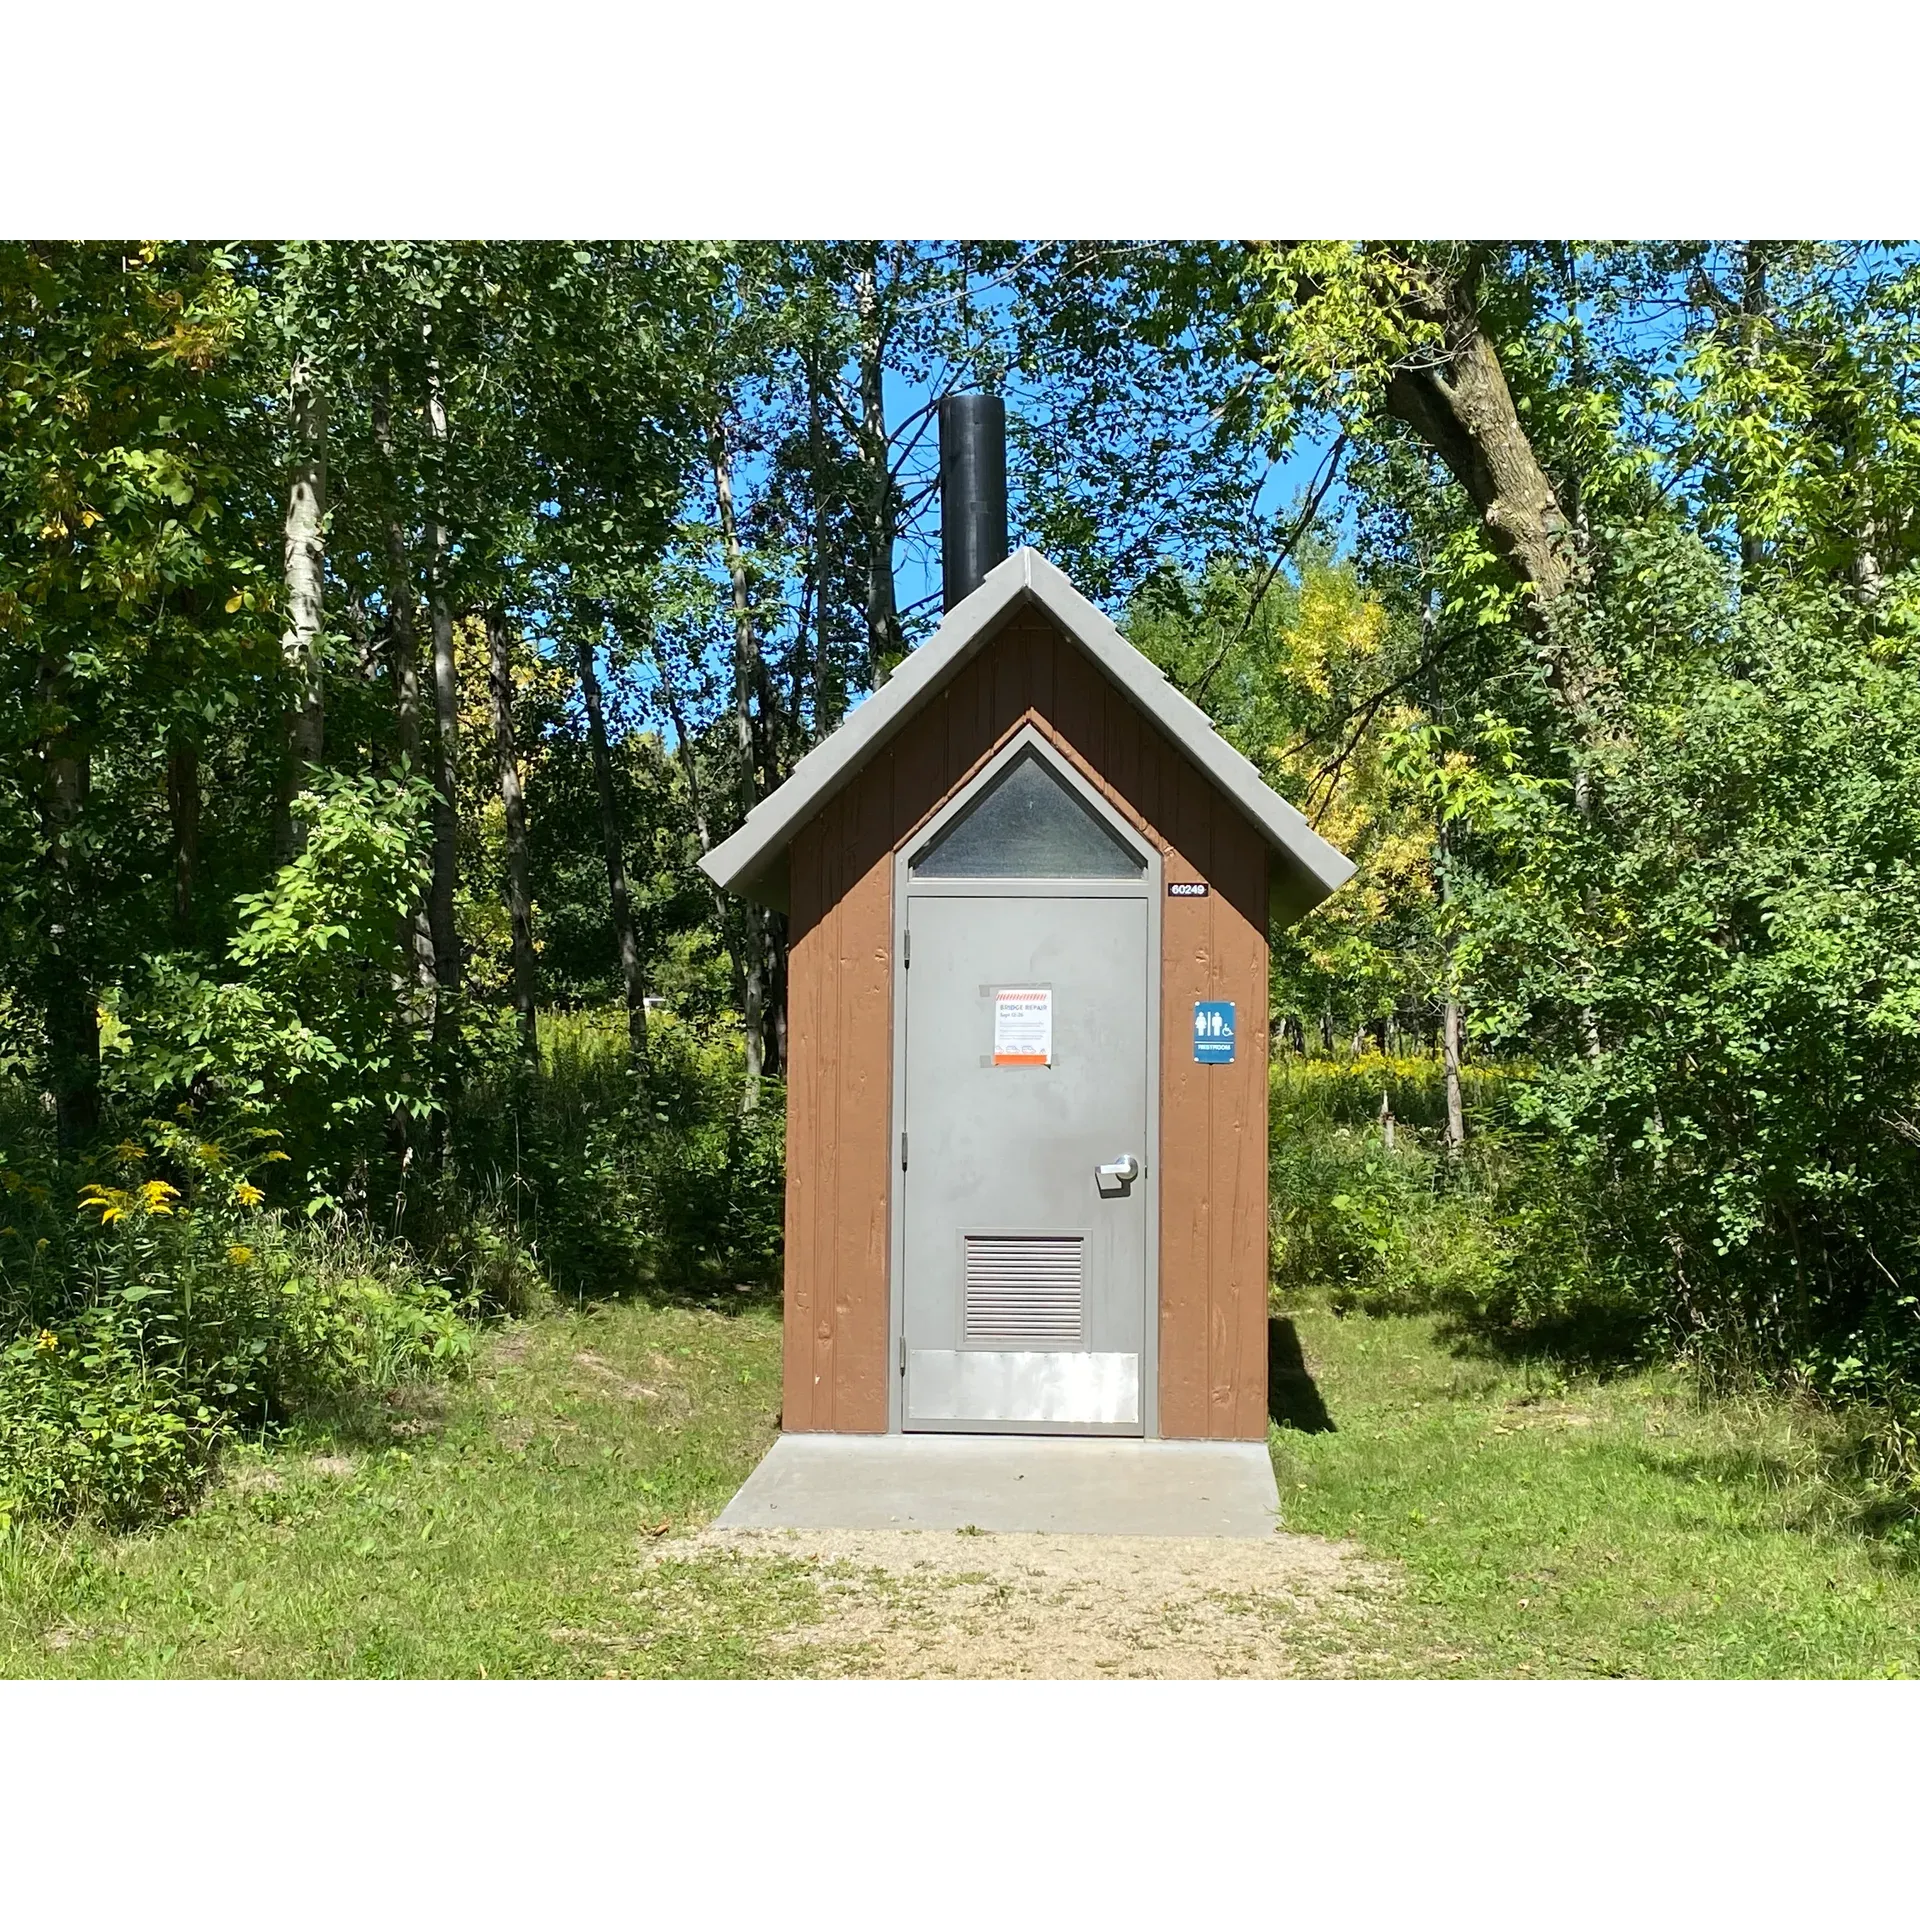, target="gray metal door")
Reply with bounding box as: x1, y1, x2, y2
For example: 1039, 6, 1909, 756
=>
900, 889, 1152, 1432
